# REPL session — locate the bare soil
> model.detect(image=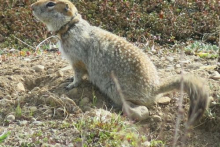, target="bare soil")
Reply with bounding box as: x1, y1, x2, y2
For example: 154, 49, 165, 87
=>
0, 48, 219, 146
